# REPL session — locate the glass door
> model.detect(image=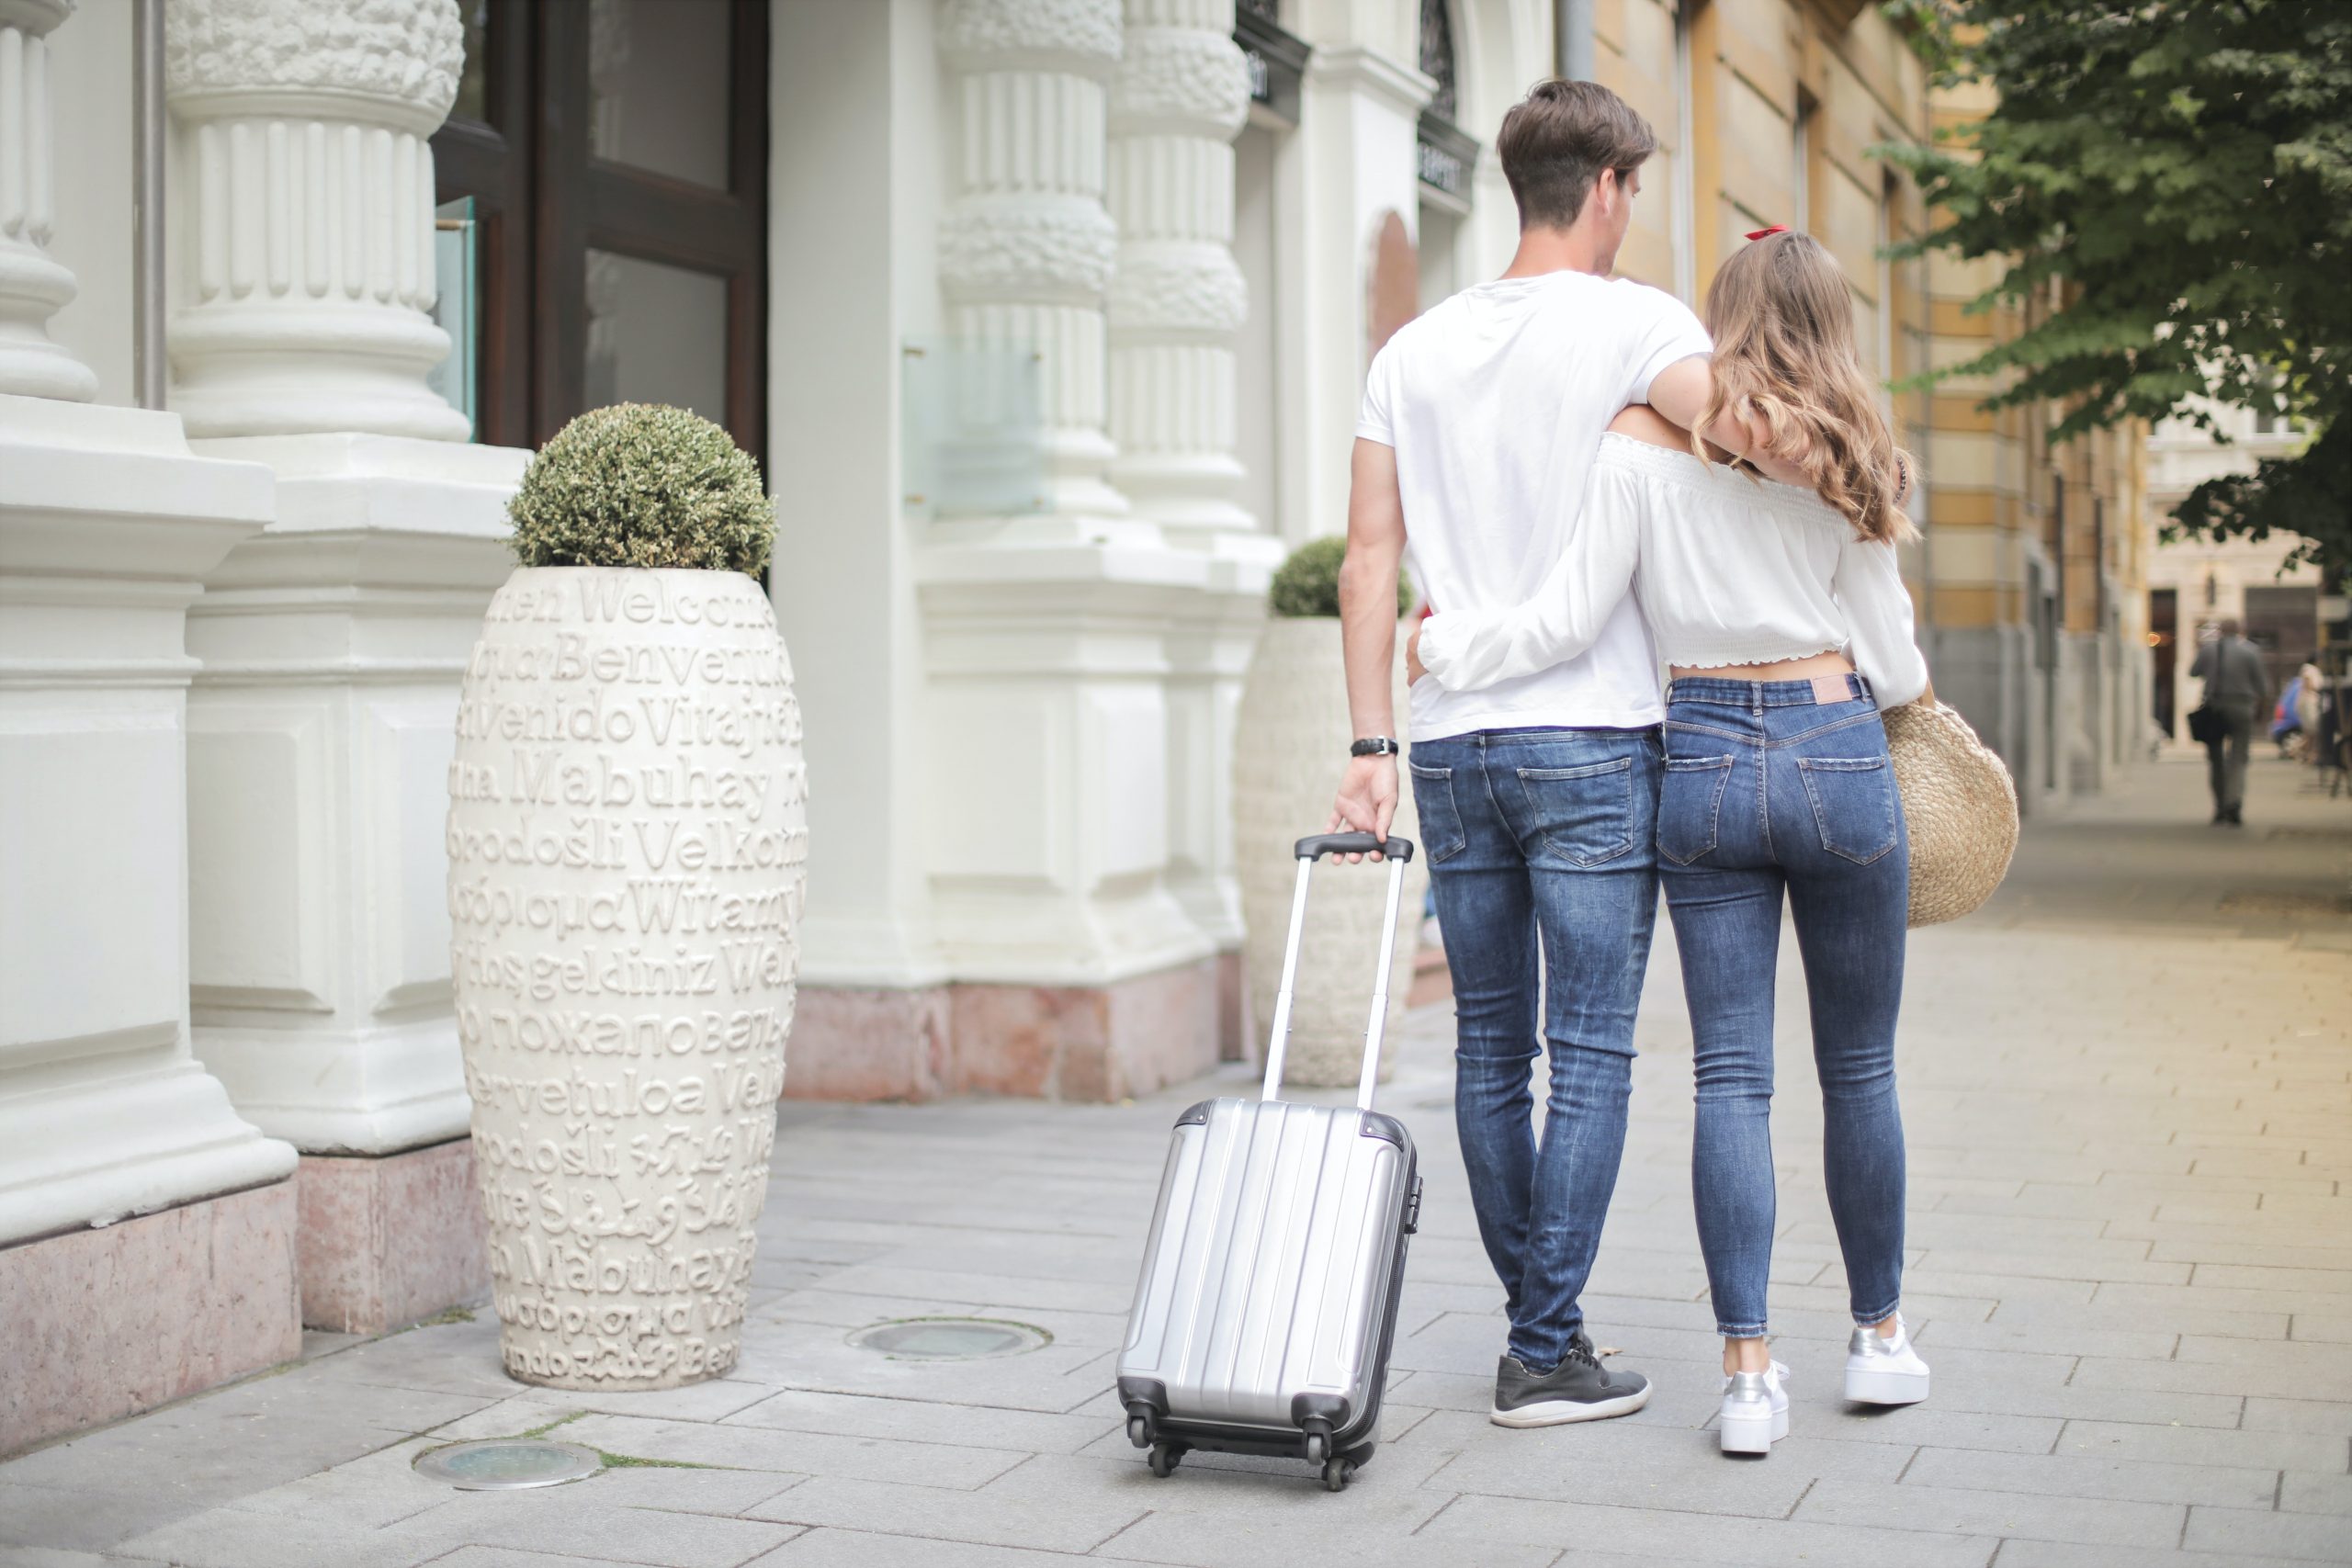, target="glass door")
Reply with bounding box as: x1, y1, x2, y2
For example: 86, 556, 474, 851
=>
433, 0, 769, 460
